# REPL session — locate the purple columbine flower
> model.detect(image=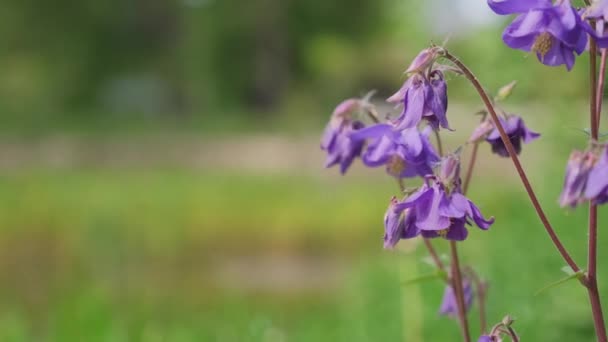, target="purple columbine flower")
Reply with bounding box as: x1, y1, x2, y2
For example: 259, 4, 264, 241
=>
350, 124, 440, 178
585, 145, 608, 204
559, 150, 597, 207
387, 70, 450, 130
488, 0, 587, 70
477, 336, 494, 342
387, 155, 494, 242
321, 99, 366, 174
469, 115, 540, 157
439, 279, 474, 317
383, 196, 420, 249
